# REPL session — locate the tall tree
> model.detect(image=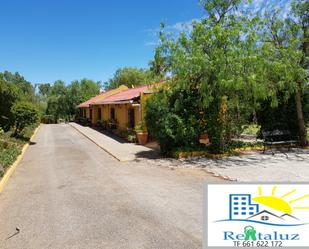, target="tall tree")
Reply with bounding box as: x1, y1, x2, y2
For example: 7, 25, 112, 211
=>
79, 79, 101, 101
38, 83, 51, 97
152, 0, 263, 152
1, 71, 35, 101
149, 46, 168, 77
45, 79, 101, 120
260, 0, 308, 145
0, 78, 19, 130
106, 67, 158, 90
292, 0, 308, 146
